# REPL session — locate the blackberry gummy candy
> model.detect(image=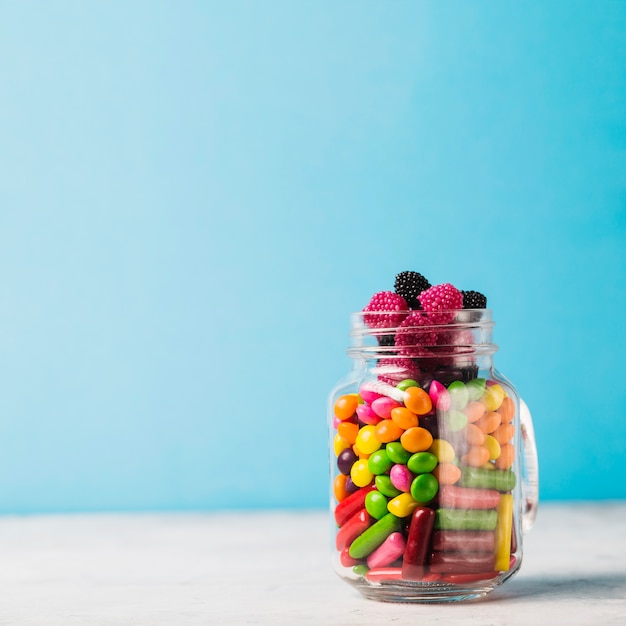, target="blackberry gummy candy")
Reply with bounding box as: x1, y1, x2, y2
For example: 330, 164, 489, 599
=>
462, 290, 487, 309
394, 271, 431, 309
